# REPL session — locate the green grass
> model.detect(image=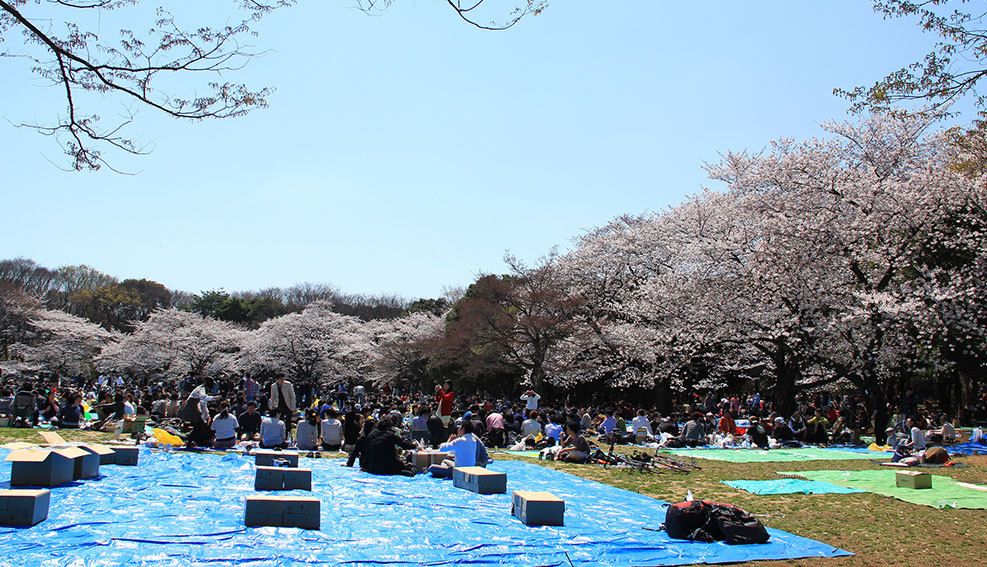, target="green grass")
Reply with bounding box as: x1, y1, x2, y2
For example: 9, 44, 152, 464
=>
2, 428, 984, 566
505, 447, 987, 566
